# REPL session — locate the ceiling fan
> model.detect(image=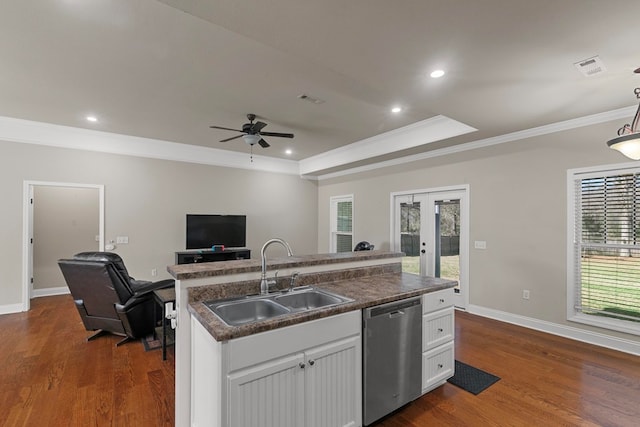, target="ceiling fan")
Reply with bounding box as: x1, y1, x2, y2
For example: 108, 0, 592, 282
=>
210, 113, 294, 148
